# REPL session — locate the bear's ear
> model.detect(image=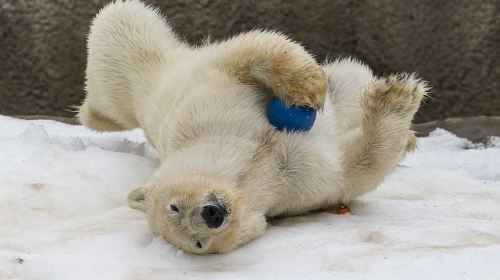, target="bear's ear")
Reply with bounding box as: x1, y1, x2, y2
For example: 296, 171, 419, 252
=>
127, 186, 149, 212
